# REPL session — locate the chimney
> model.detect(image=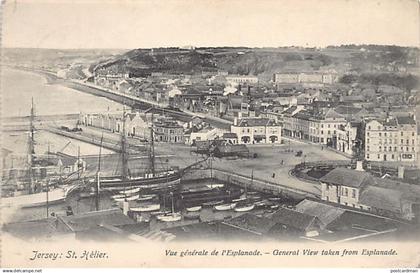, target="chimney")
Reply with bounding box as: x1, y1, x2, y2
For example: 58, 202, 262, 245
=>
355, 161, 364, 171
398, 166, 405, 179
234, 117, 238, 126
